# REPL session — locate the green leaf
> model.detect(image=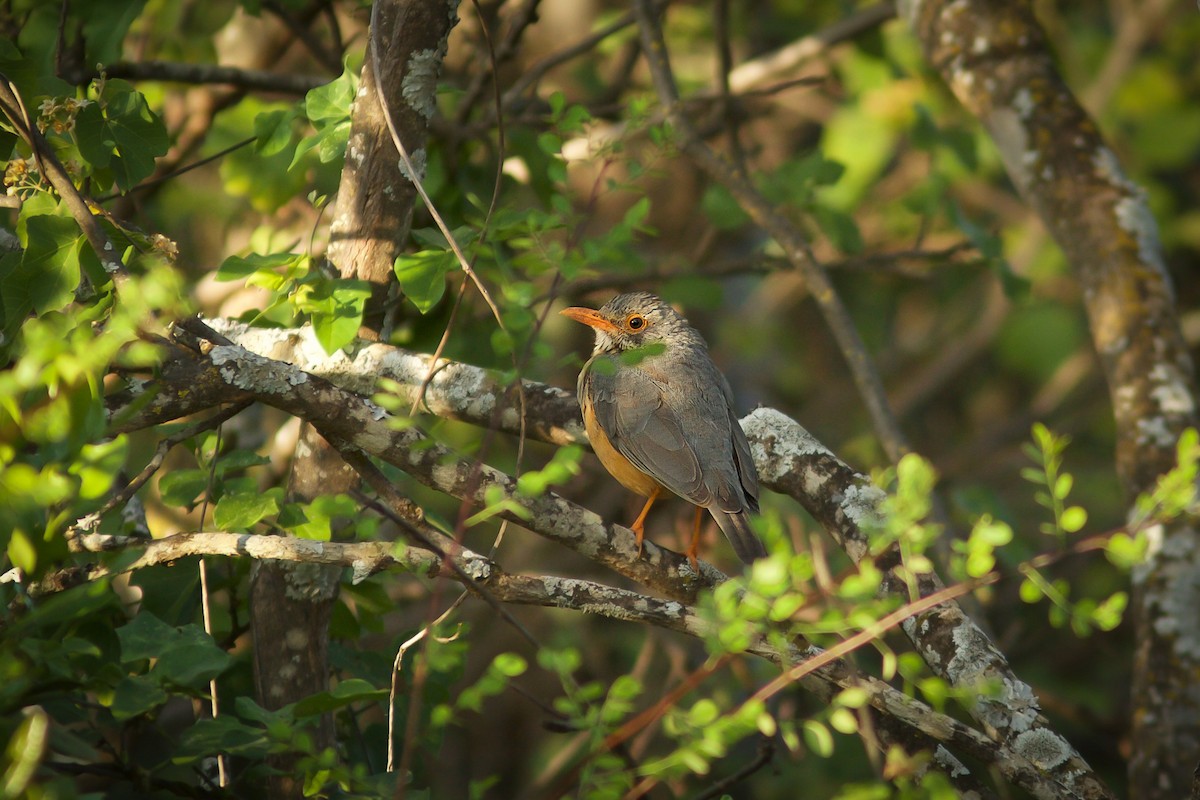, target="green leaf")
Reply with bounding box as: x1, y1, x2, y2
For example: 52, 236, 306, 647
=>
294, 679, 389, 717
287, 494, 357, 540
255, 106, 299, 156
81, 0, 147, 65
70, 437, 128, 500
309, 280, 372, 353
216, 251, 300, 281
158, 469, 210, 507
829, 707, 858, 734
1, 707, 49, 798
174, 717, 270, 763
1060, 505, 1087, 533
154, 631, 233, 687
1105, 531, 1149, 569
13, 214, 84, 314
618, 341, 666, 366
802, 720, 834, 757
213, 488, 281, 529
1092, 592, 1128, 631
76, 88, 169, 190
394, 250, 457, 313
305, 72, 356, 122
116, 614, 231, 690
109, 675, 168, 720
116, 611, 178, 661
1018, 577, 1043, 603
